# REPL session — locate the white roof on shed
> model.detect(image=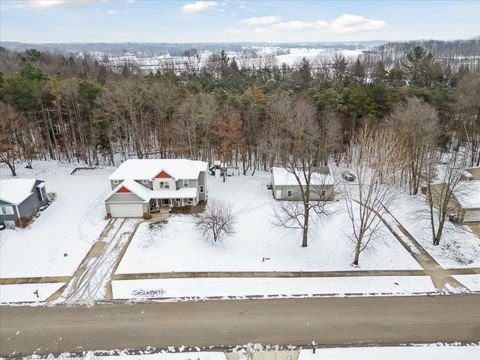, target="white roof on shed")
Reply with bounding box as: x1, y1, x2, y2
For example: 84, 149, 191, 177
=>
272, 167, 334, 186
454, 180, 480, 209
108, 159, 208, 181
0, 178, 37, 205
